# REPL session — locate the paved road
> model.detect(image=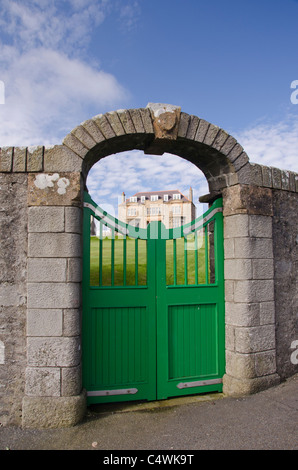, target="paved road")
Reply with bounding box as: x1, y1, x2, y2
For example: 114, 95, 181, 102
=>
0, 374, 297, 451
